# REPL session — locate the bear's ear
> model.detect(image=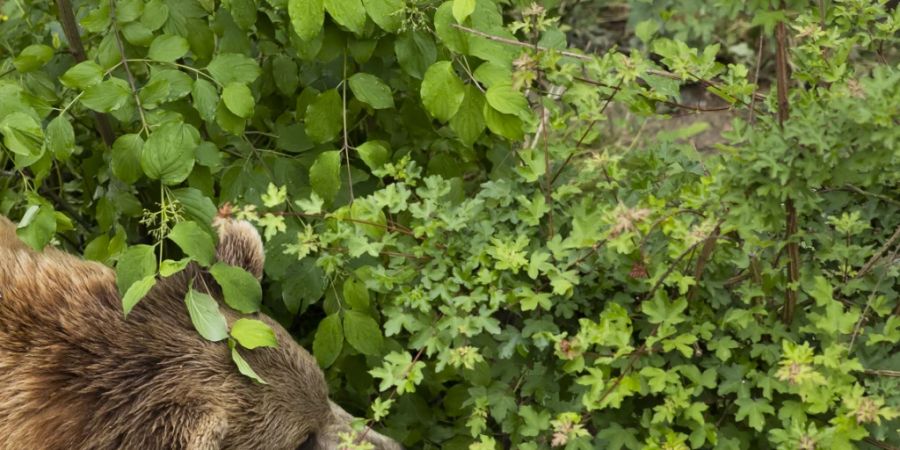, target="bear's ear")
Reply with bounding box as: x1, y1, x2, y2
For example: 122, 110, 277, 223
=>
0, 216, 27, 252
213, 218, 265, 280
